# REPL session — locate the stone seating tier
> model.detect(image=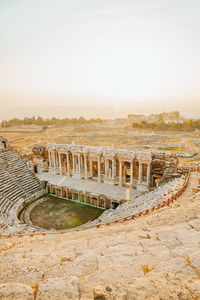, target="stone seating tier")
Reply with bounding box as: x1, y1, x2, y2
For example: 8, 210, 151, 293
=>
0, 150, 44, 228
79, 176, 186, 228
